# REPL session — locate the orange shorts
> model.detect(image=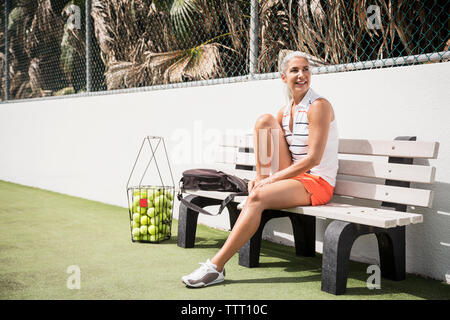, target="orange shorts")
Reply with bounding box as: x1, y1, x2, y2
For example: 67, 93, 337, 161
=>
291, 172, 334, 206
